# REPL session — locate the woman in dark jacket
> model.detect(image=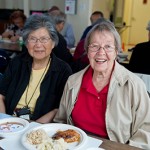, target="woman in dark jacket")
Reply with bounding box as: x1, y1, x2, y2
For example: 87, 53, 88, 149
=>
0, 14, 72, 123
